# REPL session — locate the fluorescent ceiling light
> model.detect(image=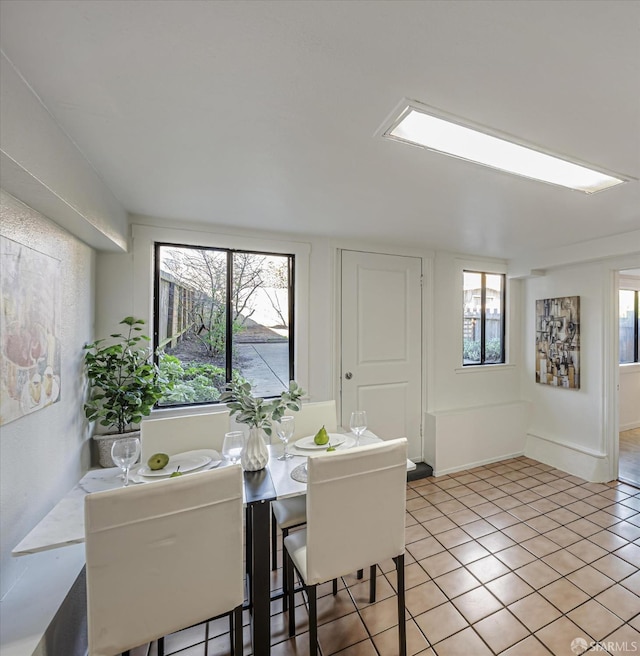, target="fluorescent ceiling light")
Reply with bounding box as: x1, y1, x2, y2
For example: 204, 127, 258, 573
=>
382, 101, 627, 193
